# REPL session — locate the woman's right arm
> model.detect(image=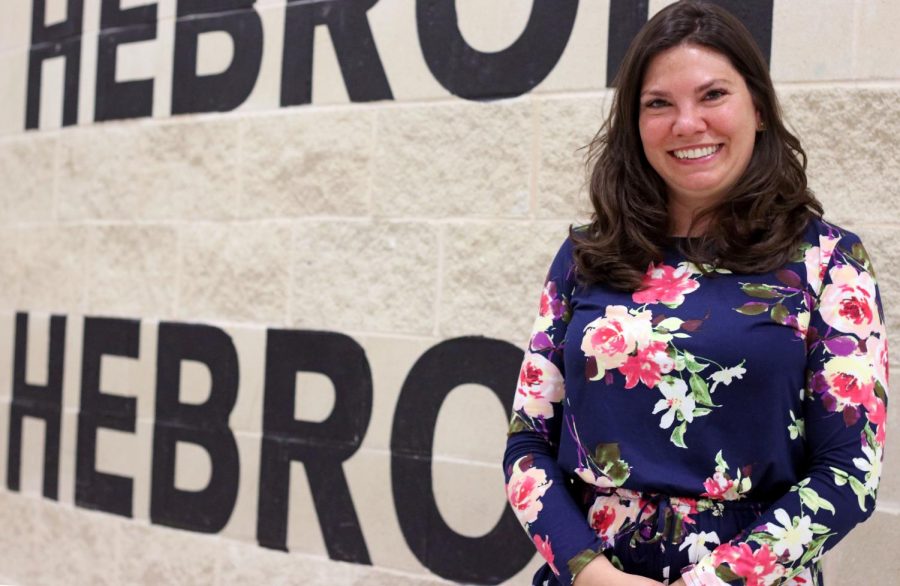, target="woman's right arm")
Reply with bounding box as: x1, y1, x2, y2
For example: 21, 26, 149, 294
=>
503, 239, 663, 586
